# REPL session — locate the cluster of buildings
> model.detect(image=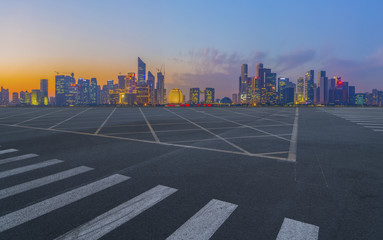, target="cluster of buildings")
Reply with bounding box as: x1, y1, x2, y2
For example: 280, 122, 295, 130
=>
54, 57, 166, 106
0, 80, 49, 106
0, 60, 382, 107
232, 63, 383, 106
